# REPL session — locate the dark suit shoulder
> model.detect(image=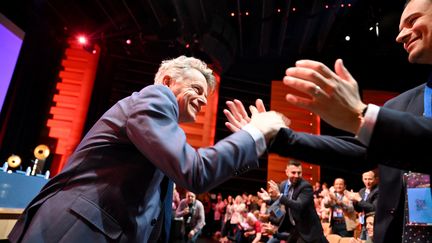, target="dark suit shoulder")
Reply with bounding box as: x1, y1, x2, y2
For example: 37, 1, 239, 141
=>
295, 179, 312, 190
384, 83, 425, 113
